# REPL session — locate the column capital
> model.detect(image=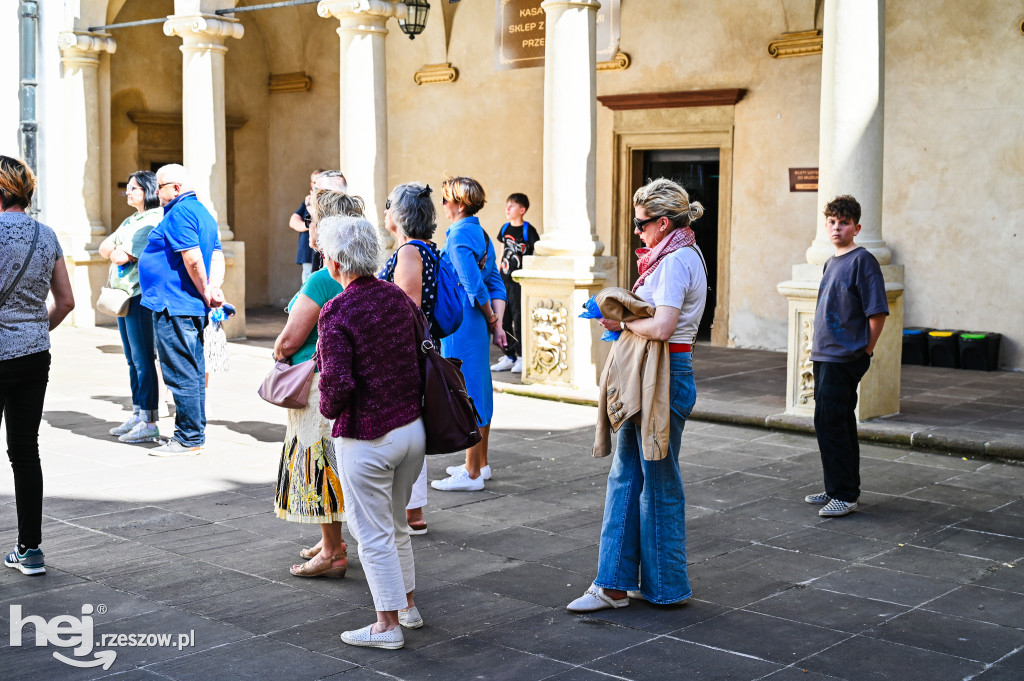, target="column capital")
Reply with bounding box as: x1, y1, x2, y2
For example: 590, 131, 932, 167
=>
540, 0, 601, 11
318, 0, 406, 31
57, 31, 116, 65
164, 14, 244, 47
